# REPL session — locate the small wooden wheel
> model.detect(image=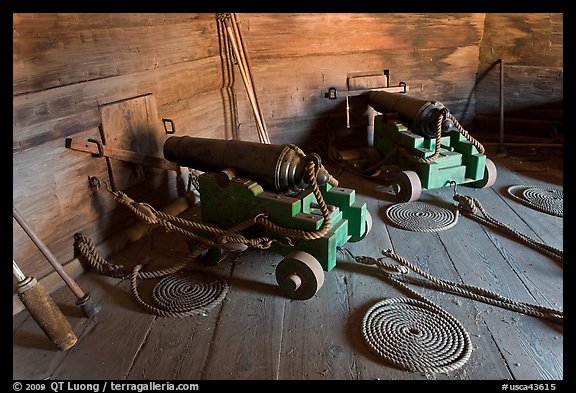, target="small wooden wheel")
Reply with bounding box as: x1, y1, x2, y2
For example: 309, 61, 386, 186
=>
392, 170, 422, 202
467, 158, 497, 189
276, 251, 325, 300
348, 210, 373, 242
